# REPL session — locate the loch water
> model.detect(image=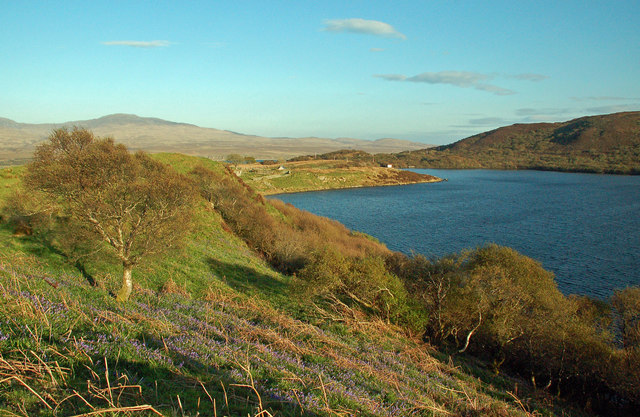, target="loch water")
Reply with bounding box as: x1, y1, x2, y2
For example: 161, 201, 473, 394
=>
271, 169, 640, 299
